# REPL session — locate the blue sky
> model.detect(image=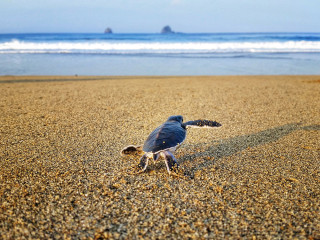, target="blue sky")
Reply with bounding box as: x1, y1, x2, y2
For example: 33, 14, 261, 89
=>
0, 0, 319, 33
